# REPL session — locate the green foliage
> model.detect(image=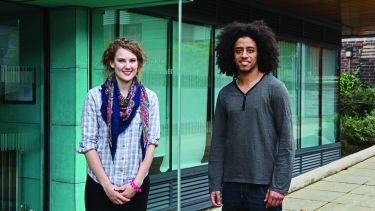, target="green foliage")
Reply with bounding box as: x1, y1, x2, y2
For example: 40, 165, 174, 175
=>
339, 68, 375, 117
341, 110, 375, 145
340, 67, 375, 148
340, 68, 362, 94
